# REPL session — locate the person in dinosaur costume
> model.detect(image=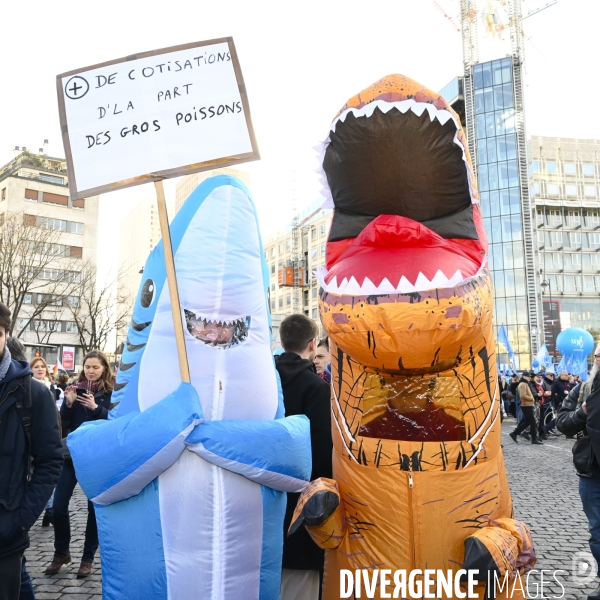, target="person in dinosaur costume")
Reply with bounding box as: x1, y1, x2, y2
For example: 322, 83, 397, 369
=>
289, 75, 536, 599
